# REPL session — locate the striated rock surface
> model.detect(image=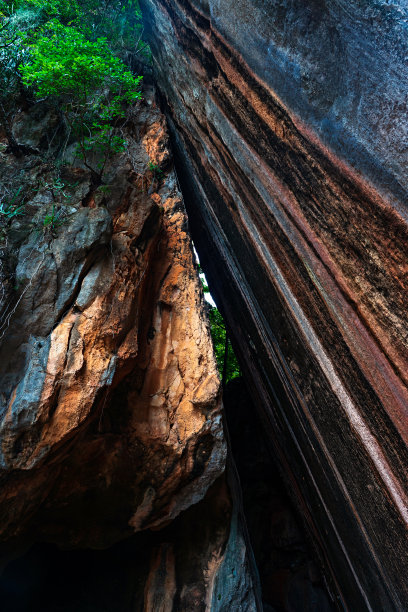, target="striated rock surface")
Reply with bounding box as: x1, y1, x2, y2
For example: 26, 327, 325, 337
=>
141, 1, 408, 608
224, 378, 333, 612
0, 88, 226, 557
